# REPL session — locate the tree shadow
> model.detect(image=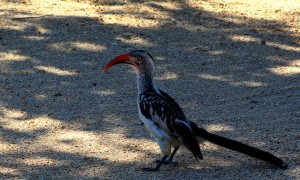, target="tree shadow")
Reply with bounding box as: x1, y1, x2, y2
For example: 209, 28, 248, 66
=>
0, 1, 299, 179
